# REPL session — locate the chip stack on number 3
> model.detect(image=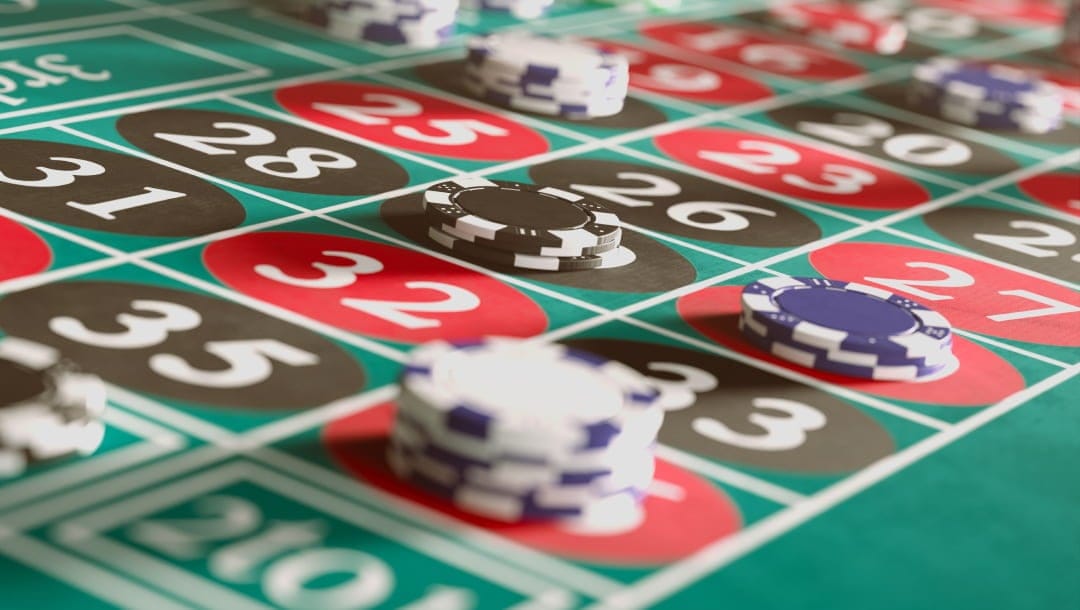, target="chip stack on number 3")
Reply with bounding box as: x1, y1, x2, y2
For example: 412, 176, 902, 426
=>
388, 337, 664, 524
